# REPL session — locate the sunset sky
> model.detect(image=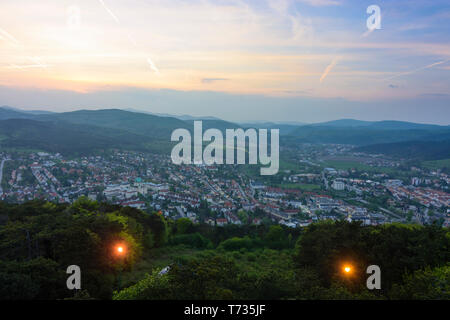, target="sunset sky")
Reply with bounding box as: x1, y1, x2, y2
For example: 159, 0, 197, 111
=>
0, 0, 449, 124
